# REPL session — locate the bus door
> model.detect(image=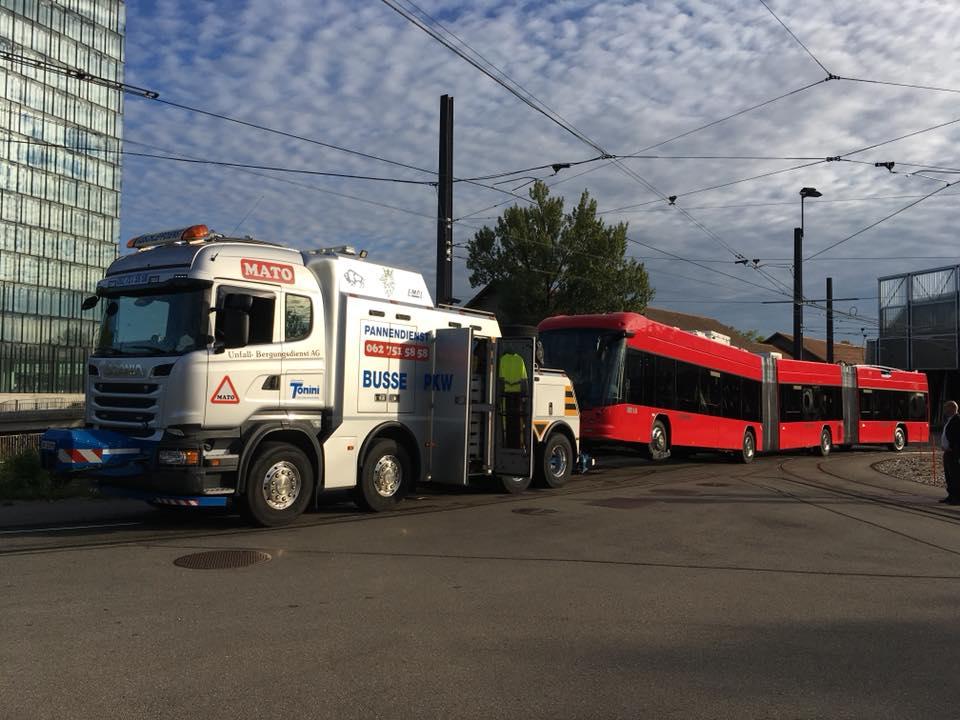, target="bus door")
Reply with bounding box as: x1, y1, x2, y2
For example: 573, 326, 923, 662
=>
427, 328, 472, 485
841, 364, 859, 445
494, 337, 535, 478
